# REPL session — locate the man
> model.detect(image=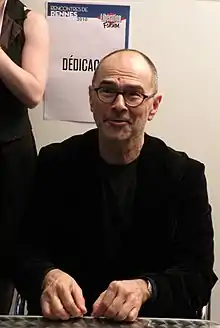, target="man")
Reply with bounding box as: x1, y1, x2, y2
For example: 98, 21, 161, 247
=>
14, 49, 217, 321
0, 0, 49, 314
